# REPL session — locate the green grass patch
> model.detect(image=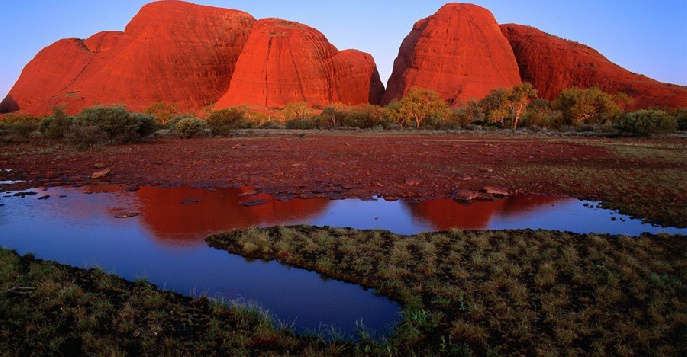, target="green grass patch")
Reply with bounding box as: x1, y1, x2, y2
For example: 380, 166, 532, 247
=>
208, 226, 687, 356
0, 247, 356, 356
